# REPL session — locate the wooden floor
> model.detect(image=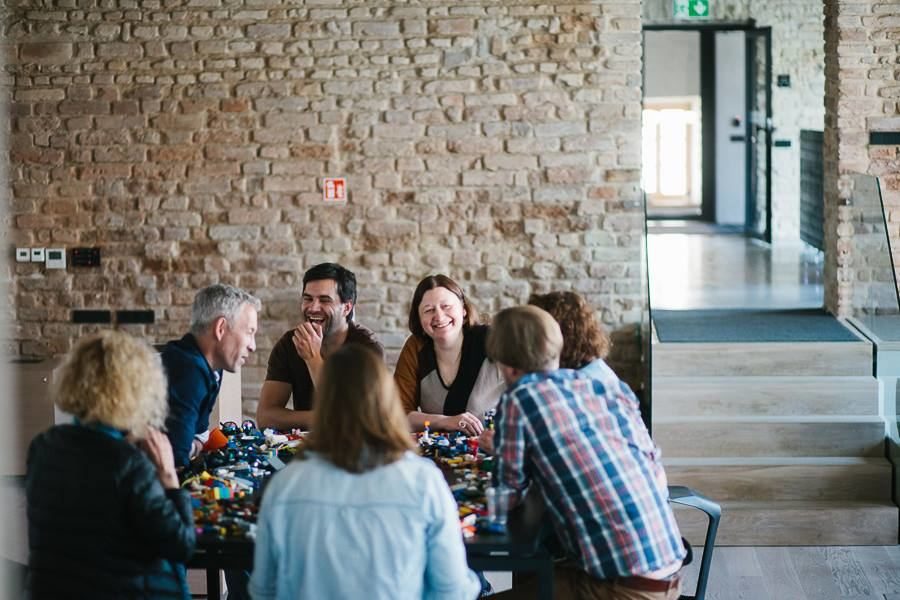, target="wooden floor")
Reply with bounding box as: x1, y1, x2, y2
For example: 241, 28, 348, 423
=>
680, 546, 900, 600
